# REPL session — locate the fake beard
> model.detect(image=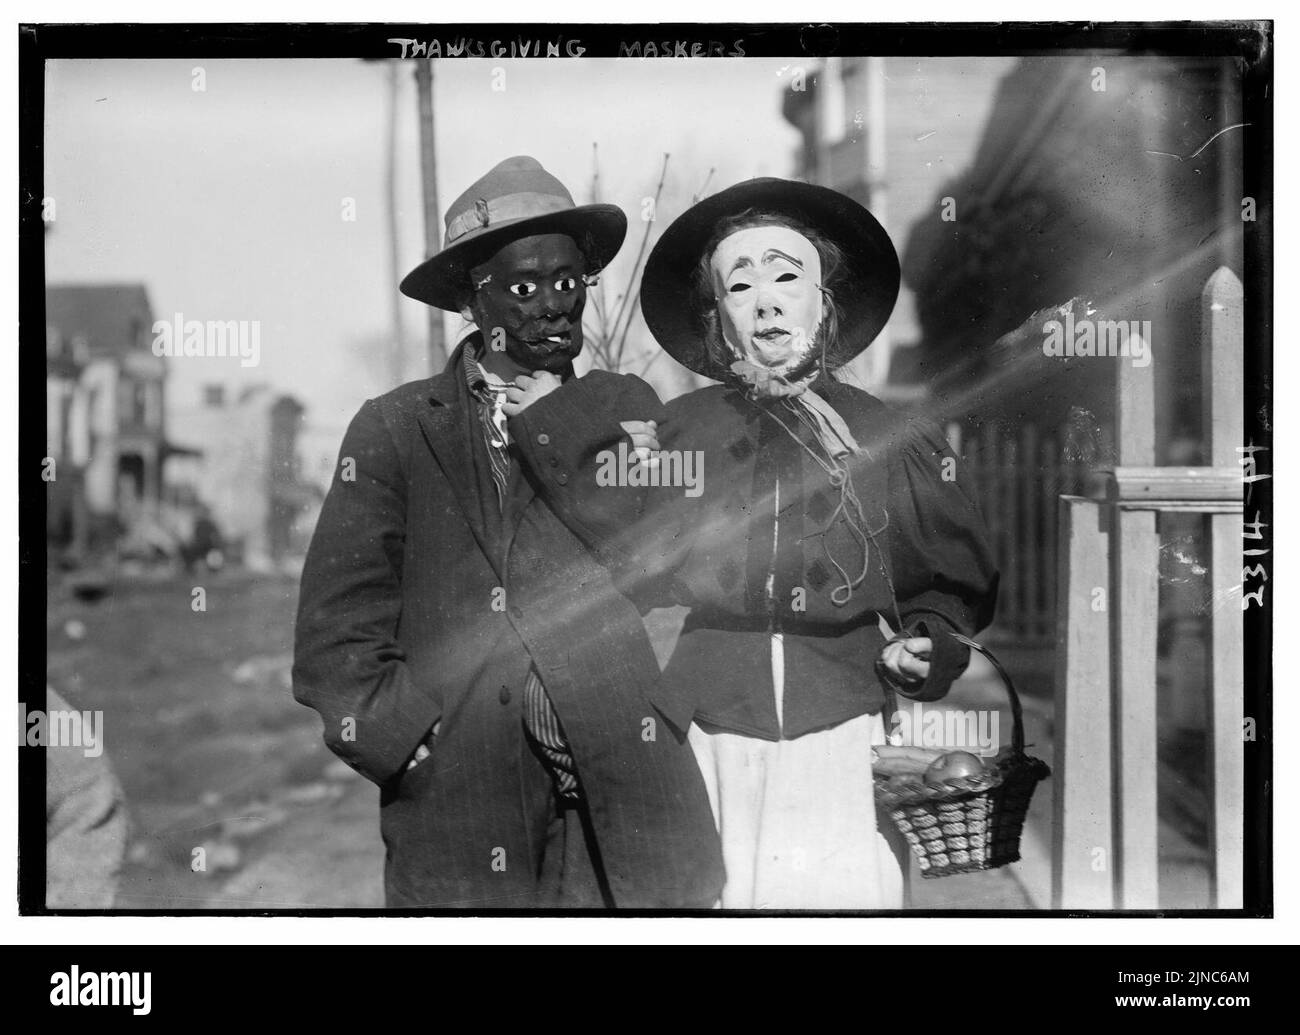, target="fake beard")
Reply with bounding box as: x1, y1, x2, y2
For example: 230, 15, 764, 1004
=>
725, 317, 829, 389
